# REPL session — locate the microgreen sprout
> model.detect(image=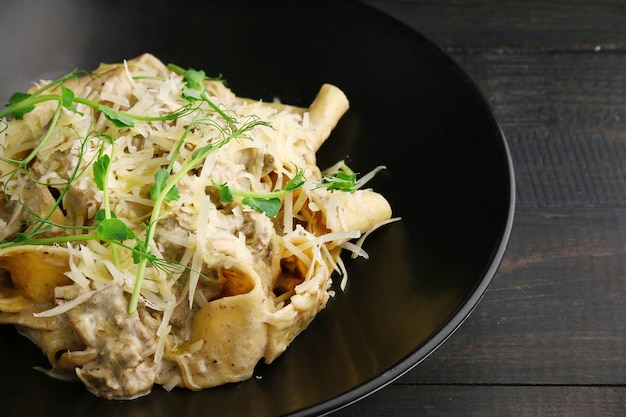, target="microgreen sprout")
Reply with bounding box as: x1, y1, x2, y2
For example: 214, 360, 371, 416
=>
1, 69, 85, 120
212, 167, 306, 218
168, 64, 235, 125
0, 70, 192, 127
0, 67, 203, 313
0, 61, 306, 317
318, 163, 358, 193
92, 133, 123, 267
127, 67, 272, 314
